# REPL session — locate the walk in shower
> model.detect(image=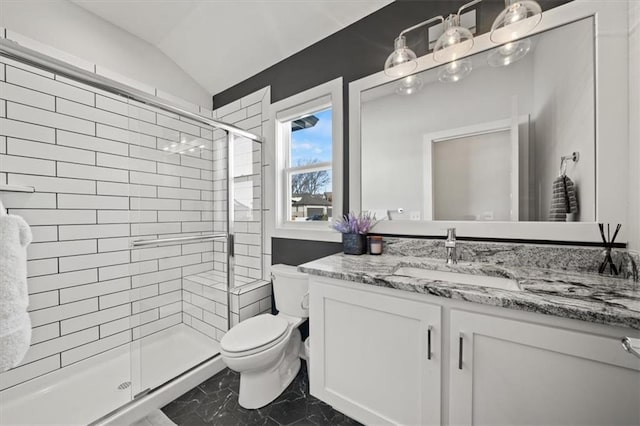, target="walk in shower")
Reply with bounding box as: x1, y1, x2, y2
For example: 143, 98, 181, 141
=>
0, 38, 263, 425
